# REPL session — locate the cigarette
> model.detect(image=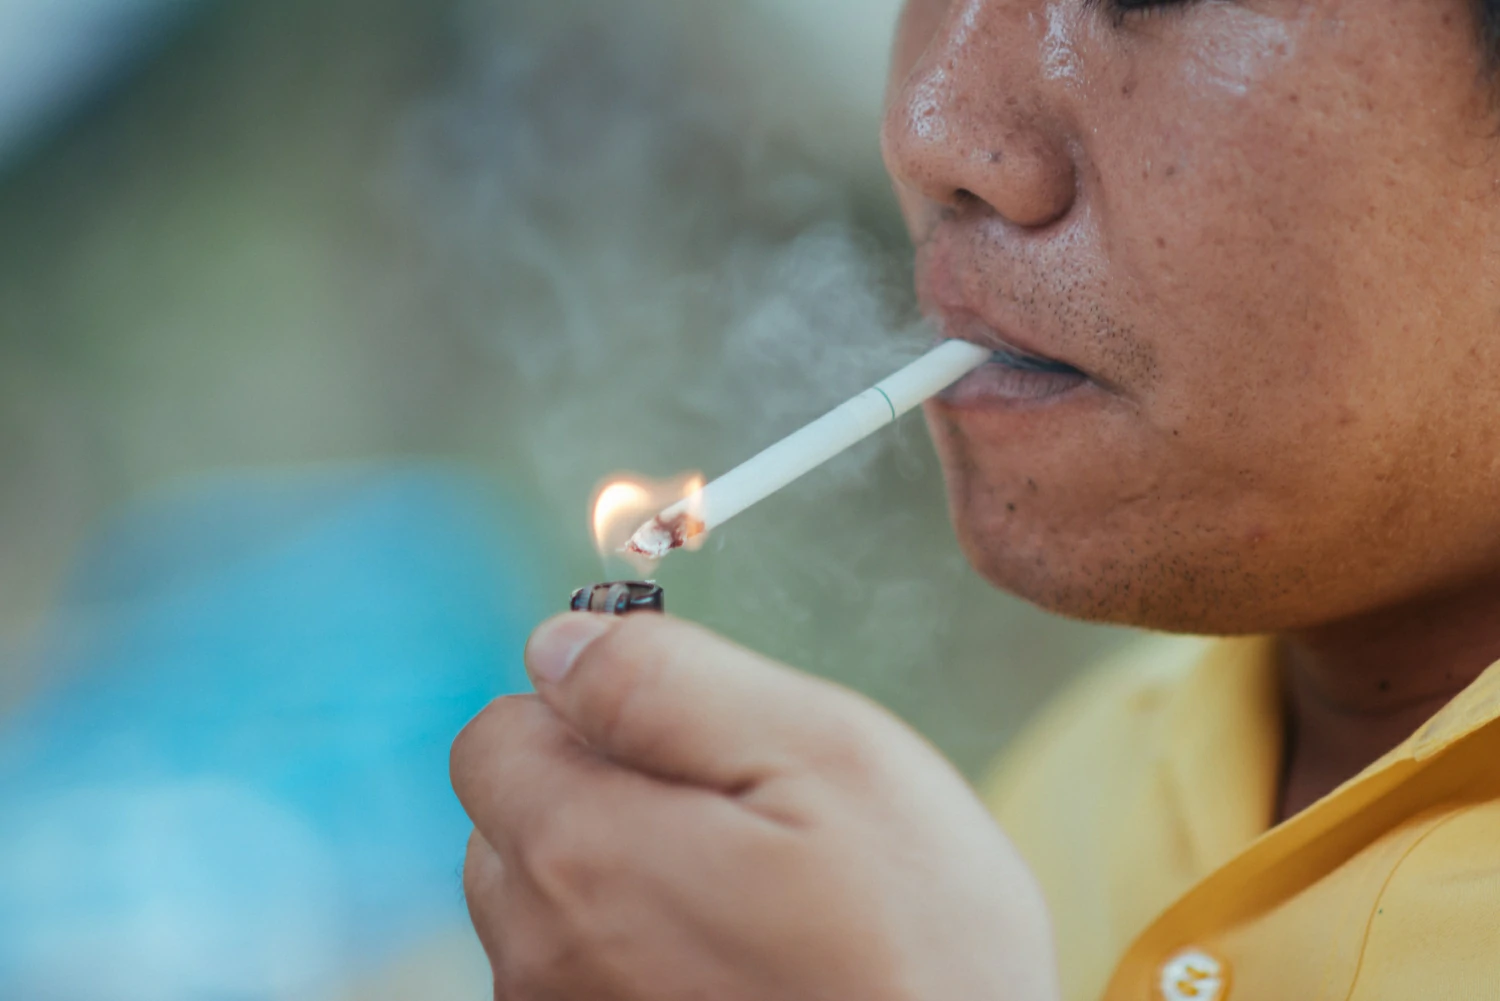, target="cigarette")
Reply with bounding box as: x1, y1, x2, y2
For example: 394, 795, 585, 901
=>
626, 339, 991, 559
